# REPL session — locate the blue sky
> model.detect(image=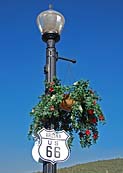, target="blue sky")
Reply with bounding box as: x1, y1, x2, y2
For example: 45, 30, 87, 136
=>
0, 0, 123, 173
